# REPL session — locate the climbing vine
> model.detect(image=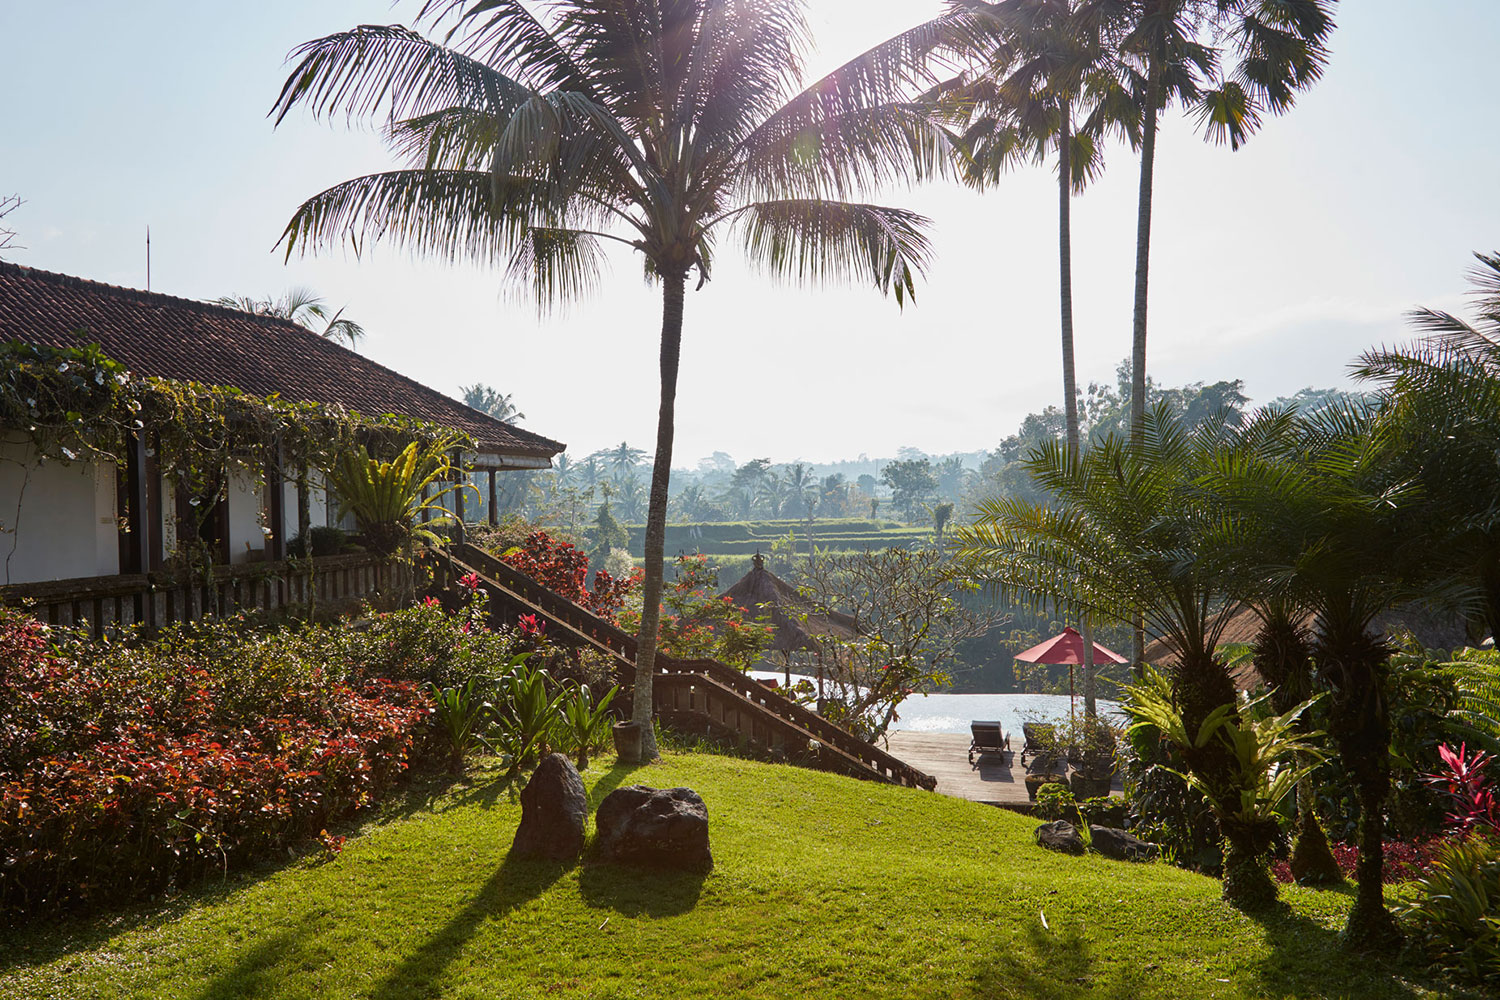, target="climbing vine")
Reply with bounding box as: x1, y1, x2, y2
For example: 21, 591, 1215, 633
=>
1, 340, 473, 565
